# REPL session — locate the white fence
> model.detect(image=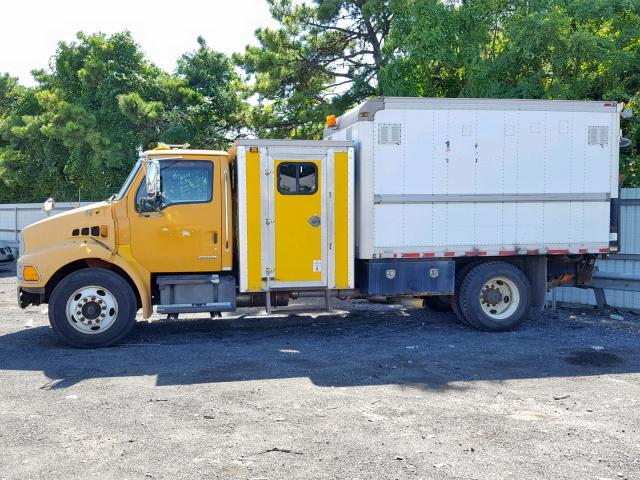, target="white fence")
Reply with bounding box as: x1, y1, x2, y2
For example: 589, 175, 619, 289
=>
0, 202, 89, 249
